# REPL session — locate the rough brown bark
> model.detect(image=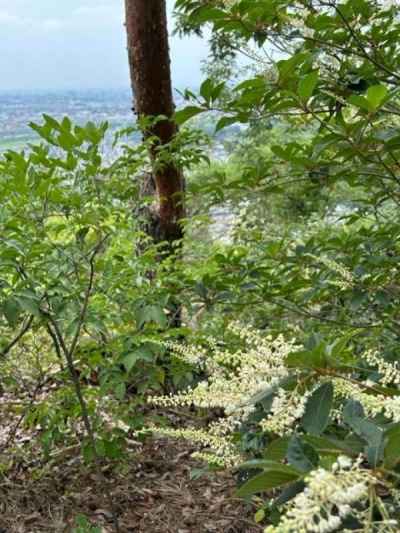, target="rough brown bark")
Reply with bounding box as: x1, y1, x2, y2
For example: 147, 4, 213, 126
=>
125, 0, 185, 244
